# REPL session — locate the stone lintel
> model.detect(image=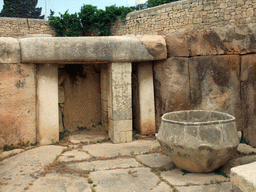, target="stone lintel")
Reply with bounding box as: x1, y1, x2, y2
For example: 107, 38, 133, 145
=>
0, 38, 20, 63
19, 36, 167, 64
